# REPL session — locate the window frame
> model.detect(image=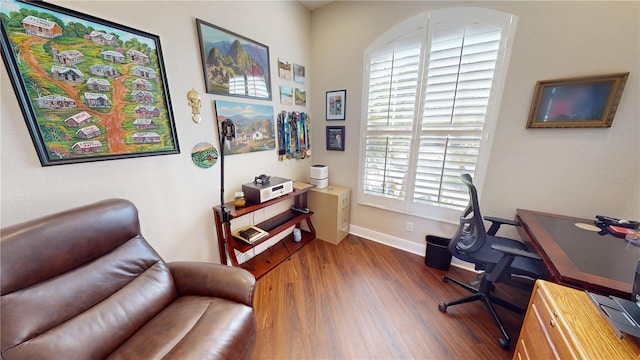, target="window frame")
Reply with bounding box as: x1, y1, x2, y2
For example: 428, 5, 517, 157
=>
358, 7, 518, 224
